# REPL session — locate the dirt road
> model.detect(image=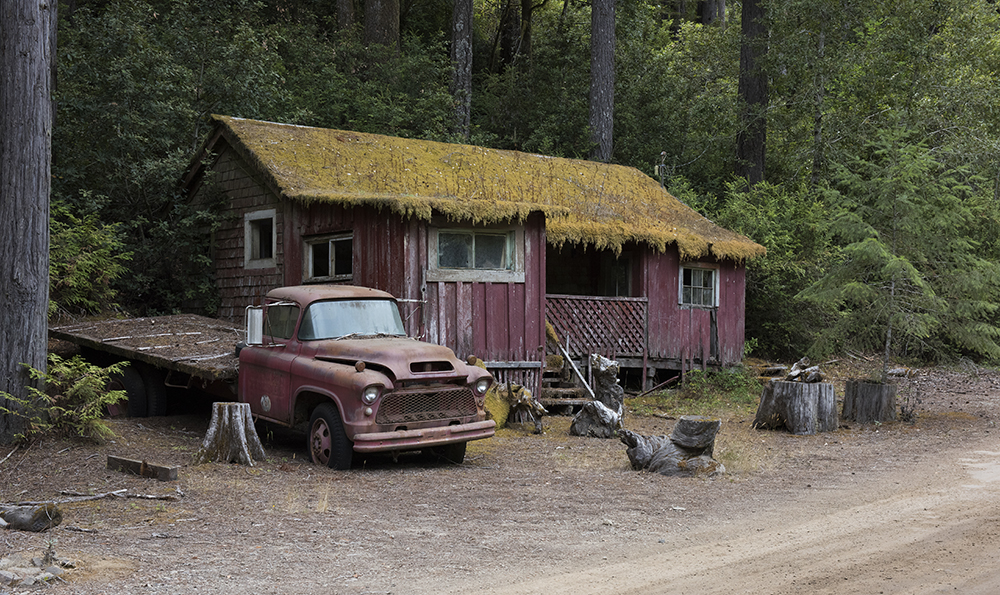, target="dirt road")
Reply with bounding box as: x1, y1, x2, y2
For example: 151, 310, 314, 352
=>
2, 366, 998, 594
